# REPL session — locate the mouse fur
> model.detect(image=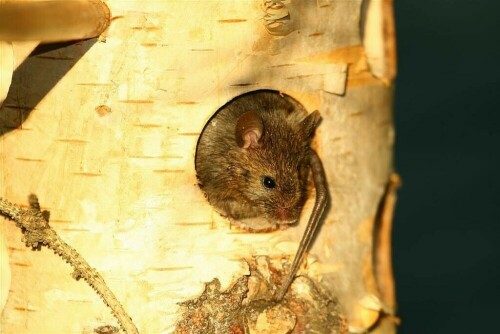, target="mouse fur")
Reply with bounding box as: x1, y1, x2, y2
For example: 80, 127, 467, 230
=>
195, 90, 320, 230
